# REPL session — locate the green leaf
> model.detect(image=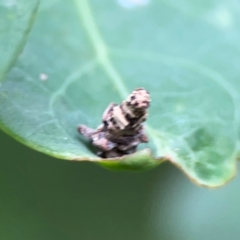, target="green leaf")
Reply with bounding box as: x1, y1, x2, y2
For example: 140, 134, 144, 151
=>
0, 0, 239, 187
0, 0, 39, 81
